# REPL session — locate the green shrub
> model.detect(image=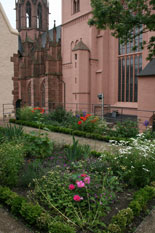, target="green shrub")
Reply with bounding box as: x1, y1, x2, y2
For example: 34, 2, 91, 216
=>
129, 186, 155, 216
20, 201, 42, 225
24, 132, 54, 159
45, 106, 76, 126
108, 223, 122, 233
49, 222, 76, 233
115, 120, 139, 138
19, 106, 37, 121
19, 159, 49, 187
0, 142, 25, 186
111, 208, 133, 231
7, 196, 26, 216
